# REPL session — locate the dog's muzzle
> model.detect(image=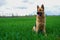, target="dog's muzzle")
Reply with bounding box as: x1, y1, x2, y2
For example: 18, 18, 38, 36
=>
37, 12, 42, 16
